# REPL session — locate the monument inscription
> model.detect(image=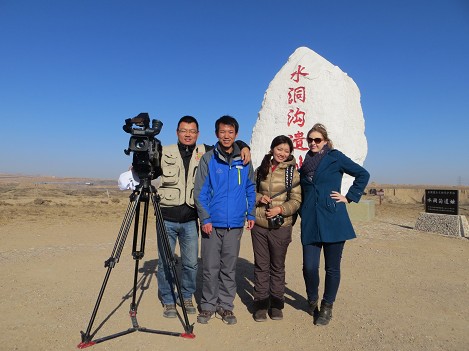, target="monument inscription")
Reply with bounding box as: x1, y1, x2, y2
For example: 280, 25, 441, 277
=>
250, 46, 367, 193
425, 189, 459, 215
